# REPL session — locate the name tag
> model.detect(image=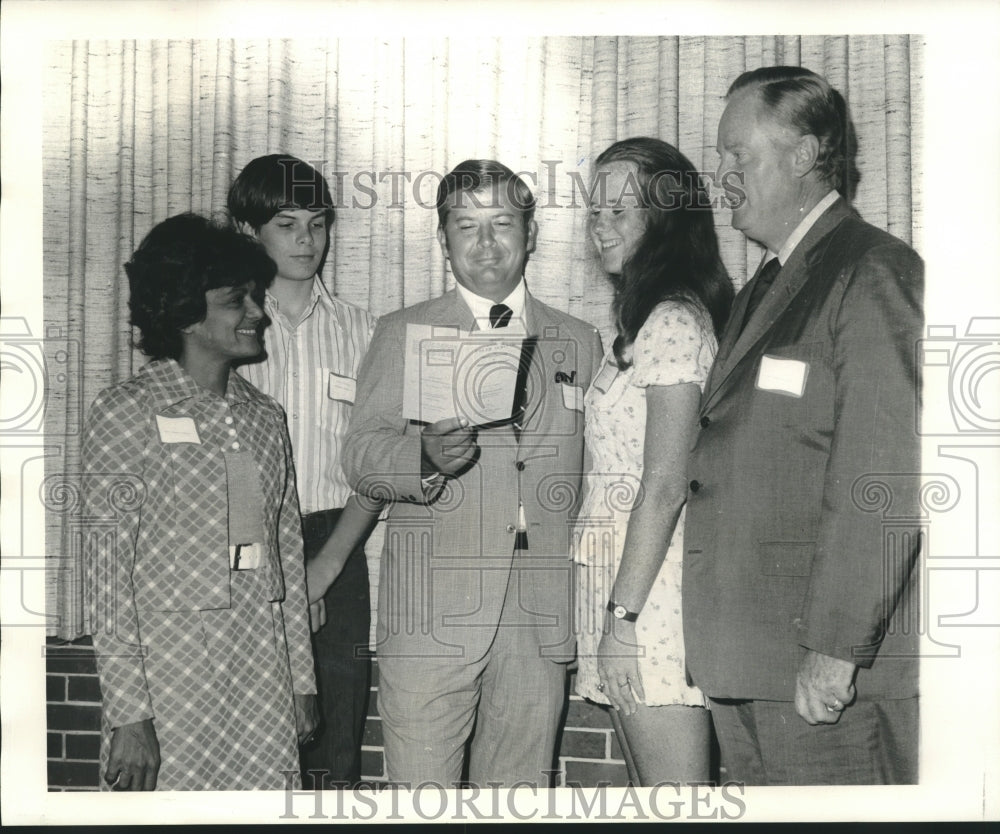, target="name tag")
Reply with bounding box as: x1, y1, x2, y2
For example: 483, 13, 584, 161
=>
592, 359, 619, 394
562, 383, 584, 412
327, 372, 356, 404
756, 355, 809, 398
155, 414, 201, 444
